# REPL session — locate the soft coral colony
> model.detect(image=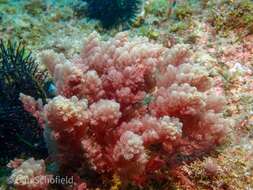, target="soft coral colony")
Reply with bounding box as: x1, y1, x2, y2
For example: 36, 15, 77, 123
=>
18, 32, 233, 189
